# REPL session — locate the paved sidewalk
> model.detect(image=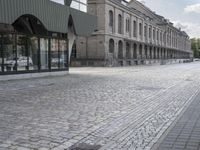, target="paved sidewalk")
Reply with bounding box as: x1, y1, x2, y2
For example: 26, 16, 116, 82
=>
155, 92, 200, 150
1, 63, 200, 150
